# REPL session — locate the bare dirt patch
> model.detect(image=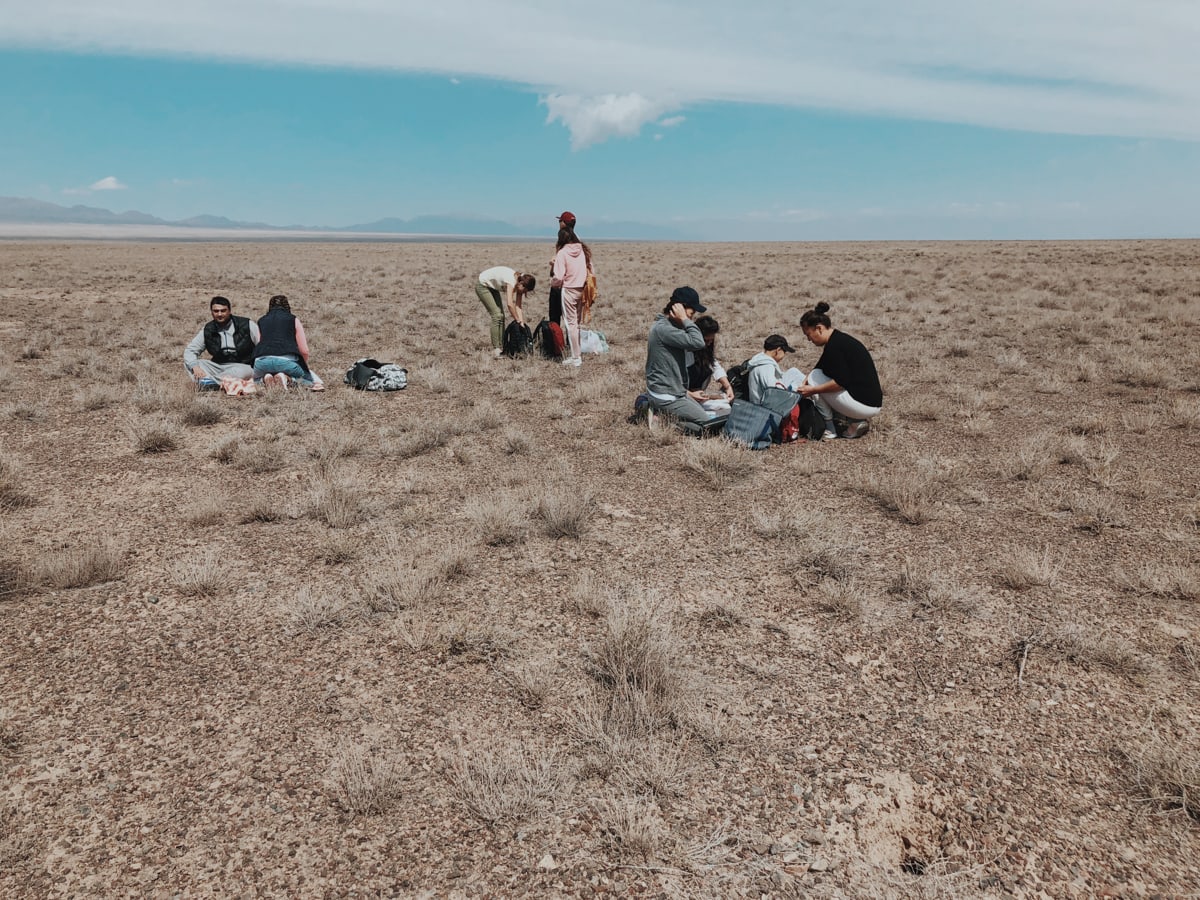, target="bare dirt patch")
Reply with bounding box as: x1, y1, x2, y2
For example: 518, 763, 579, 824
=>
1, 239, 1198, 896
